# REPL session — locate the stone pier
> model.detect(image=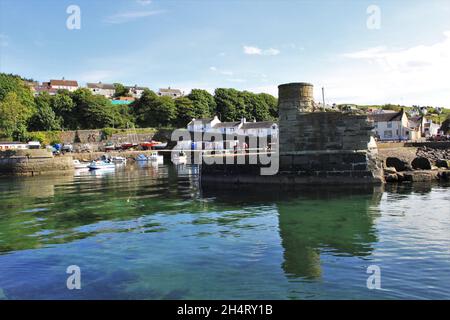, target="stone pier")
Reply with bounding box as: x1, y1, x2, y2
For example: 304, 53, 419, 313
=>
200, 82, 384, 185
